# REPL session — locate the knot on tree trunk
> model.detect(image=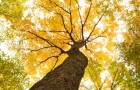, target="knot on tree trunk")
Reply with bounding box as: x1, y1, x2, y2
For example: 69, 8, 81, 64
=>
71, 41, 86, 49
